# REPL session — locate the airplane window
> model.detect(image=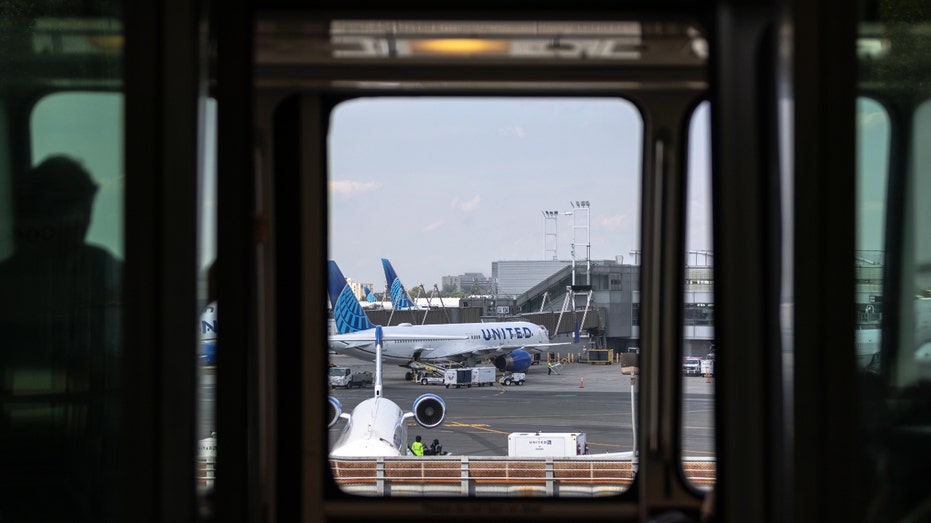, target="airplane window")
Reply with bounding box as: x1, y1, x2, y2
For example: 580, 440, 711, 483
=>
681, 101, 715, 490
327, 97, 643, 496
